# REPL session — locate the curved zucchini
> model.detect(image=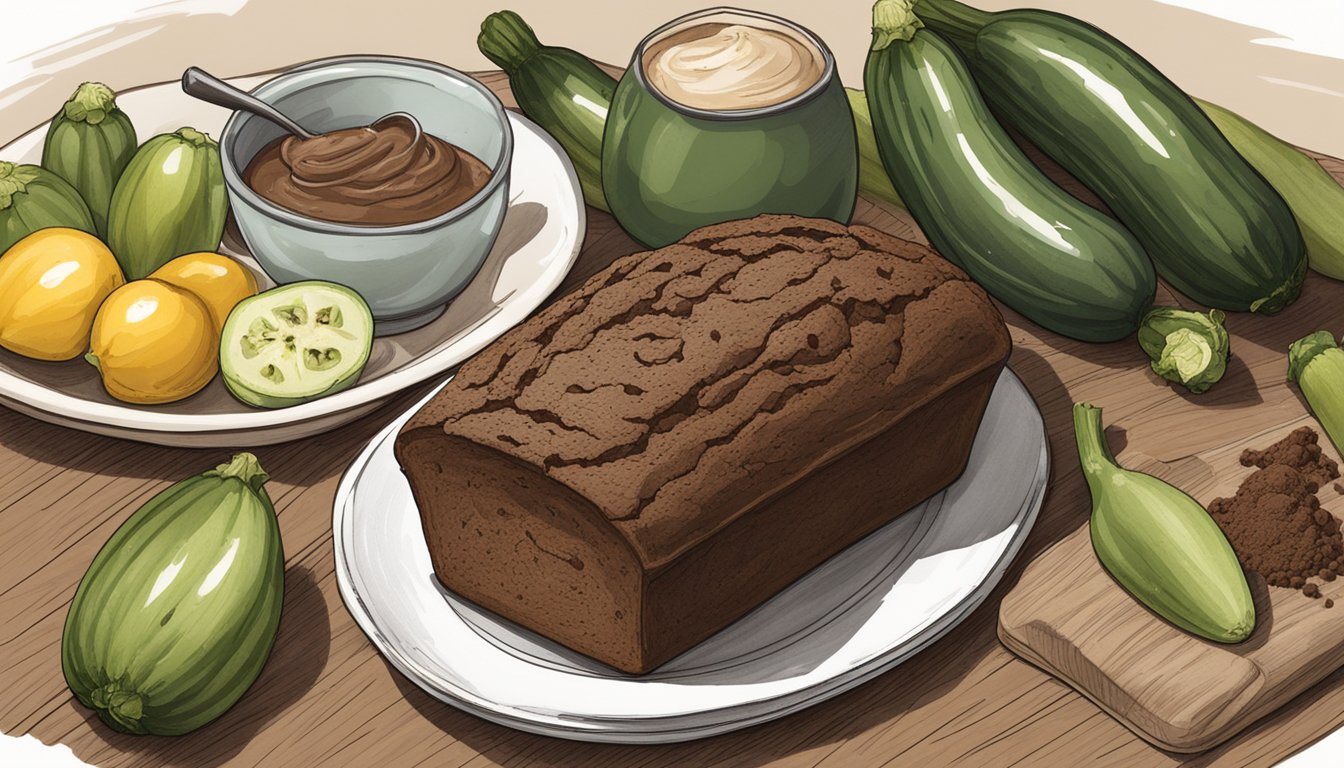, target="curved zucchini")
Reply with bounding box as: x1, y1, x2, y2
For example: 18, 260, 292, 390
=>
918, 0, 1306, 313
479, 11, 614, 212
864, 0, 1154, 342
